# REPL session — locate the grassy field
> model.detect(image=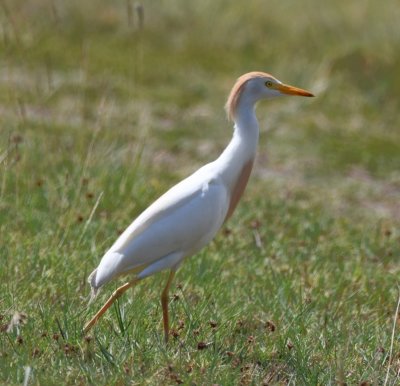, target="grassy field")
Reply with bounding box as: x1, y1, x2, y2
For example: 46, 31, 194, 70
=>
1, 0, 400, 384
